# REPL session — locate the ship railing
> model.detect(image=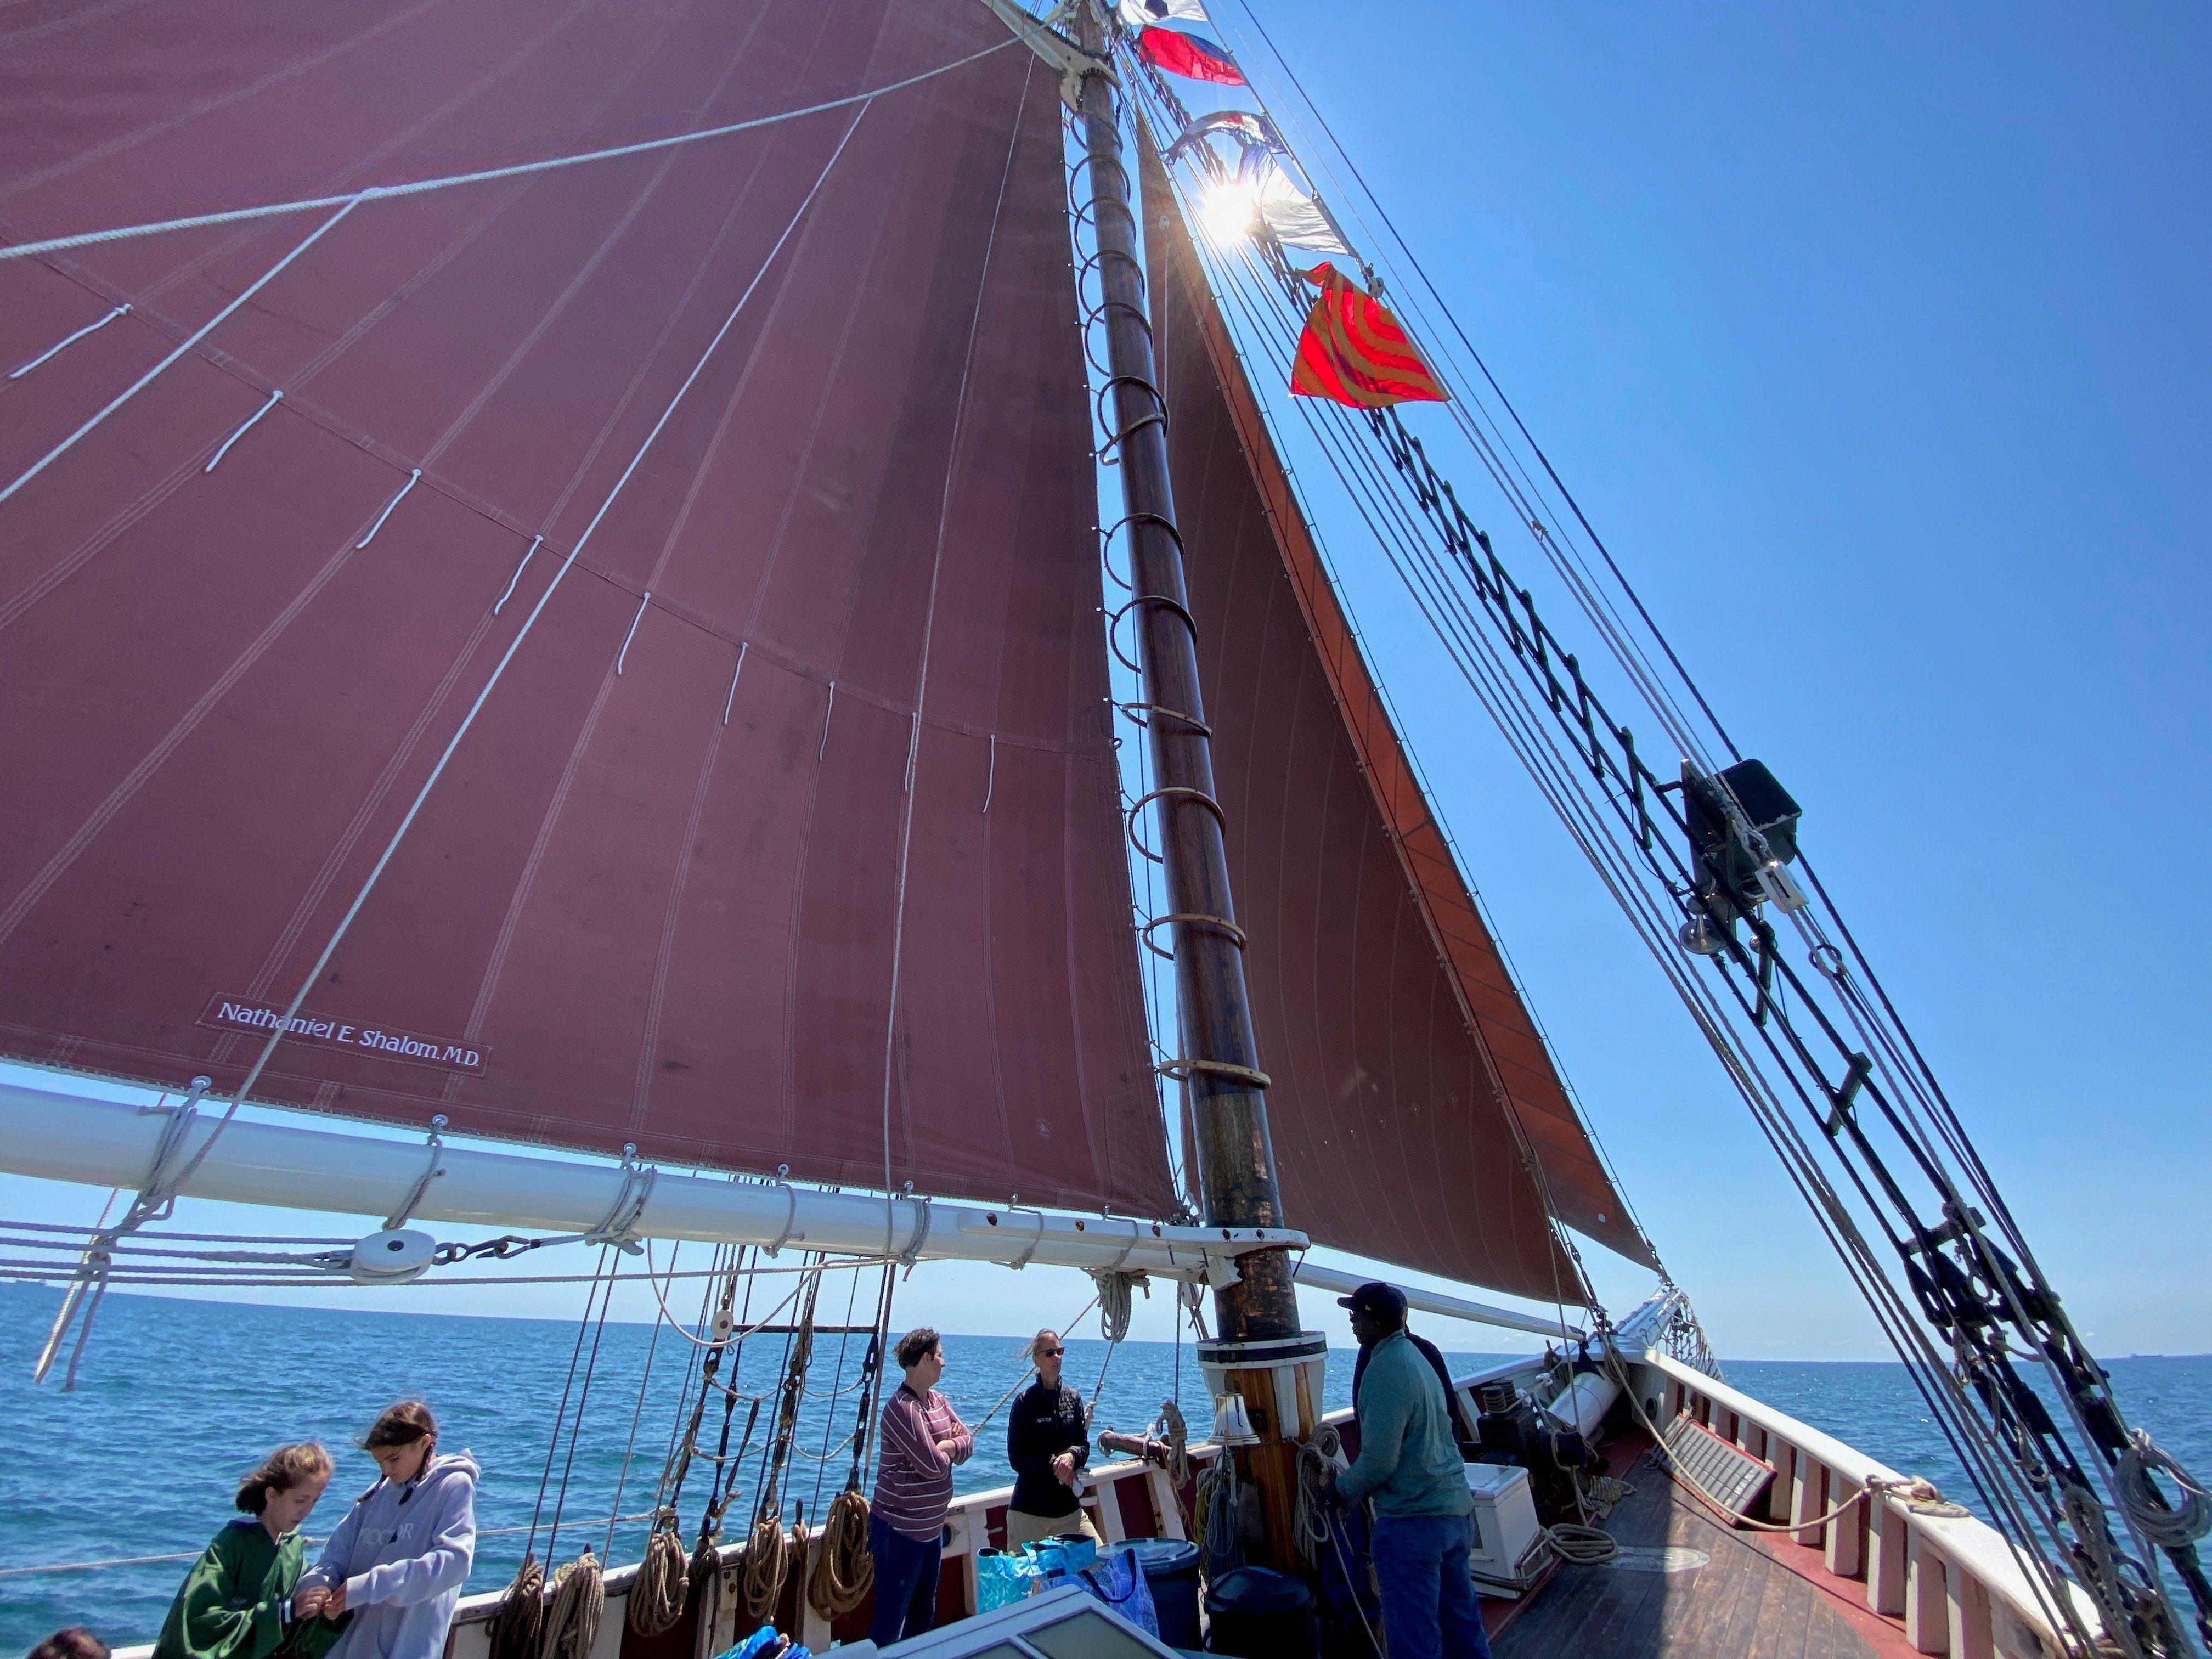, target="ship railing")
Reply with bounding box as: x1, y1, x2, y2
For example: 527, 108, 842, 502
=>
1639, 1348, 2101, 1659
